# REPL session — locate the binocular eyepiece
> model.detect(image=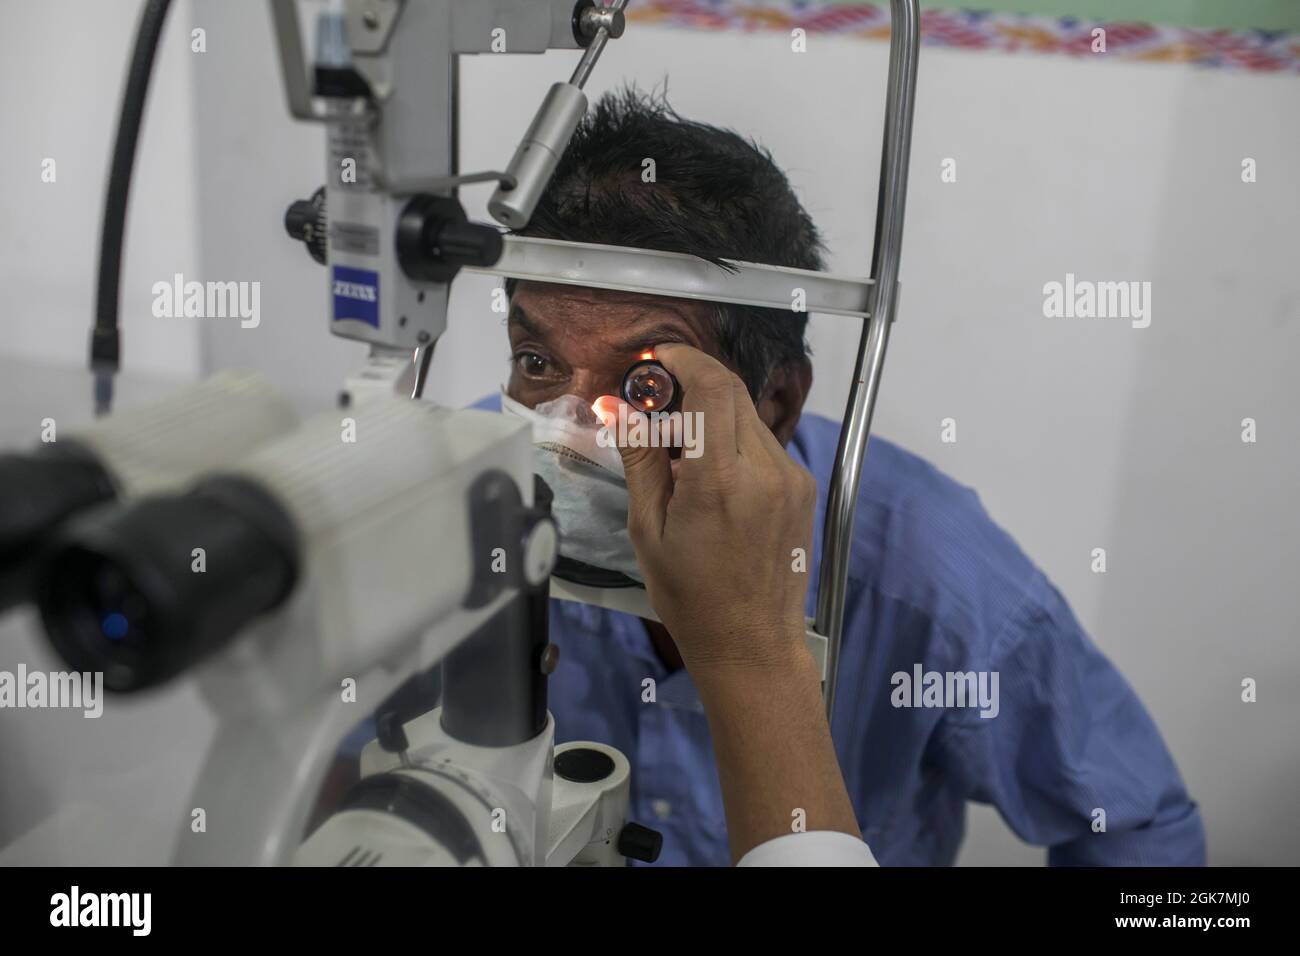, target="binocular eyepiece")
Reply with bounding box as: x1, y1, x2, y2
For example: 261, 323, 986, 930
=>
36, 476, 299, 693
0, 443, 118, 612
